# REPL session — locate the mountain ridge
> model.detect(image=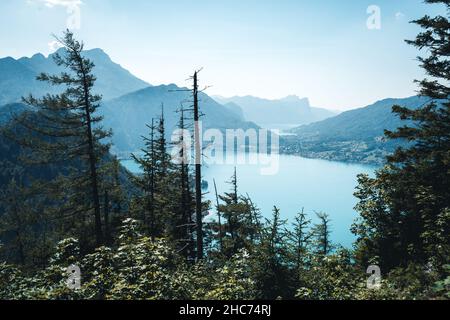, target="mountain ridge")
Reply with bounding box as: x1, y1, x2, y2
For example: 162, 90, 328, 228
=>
213, 94, 336, 128
102, 84, 260, 153
0, 48, 151, 105
281, 95, 430, 165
